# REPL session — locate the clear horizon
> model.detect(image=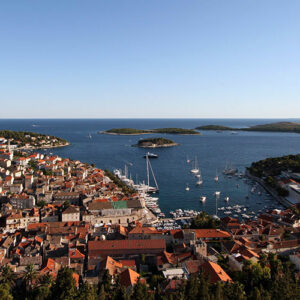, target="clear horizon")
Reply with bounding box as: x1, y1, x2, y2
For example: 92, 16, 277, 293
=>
1, 1, 300, 118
